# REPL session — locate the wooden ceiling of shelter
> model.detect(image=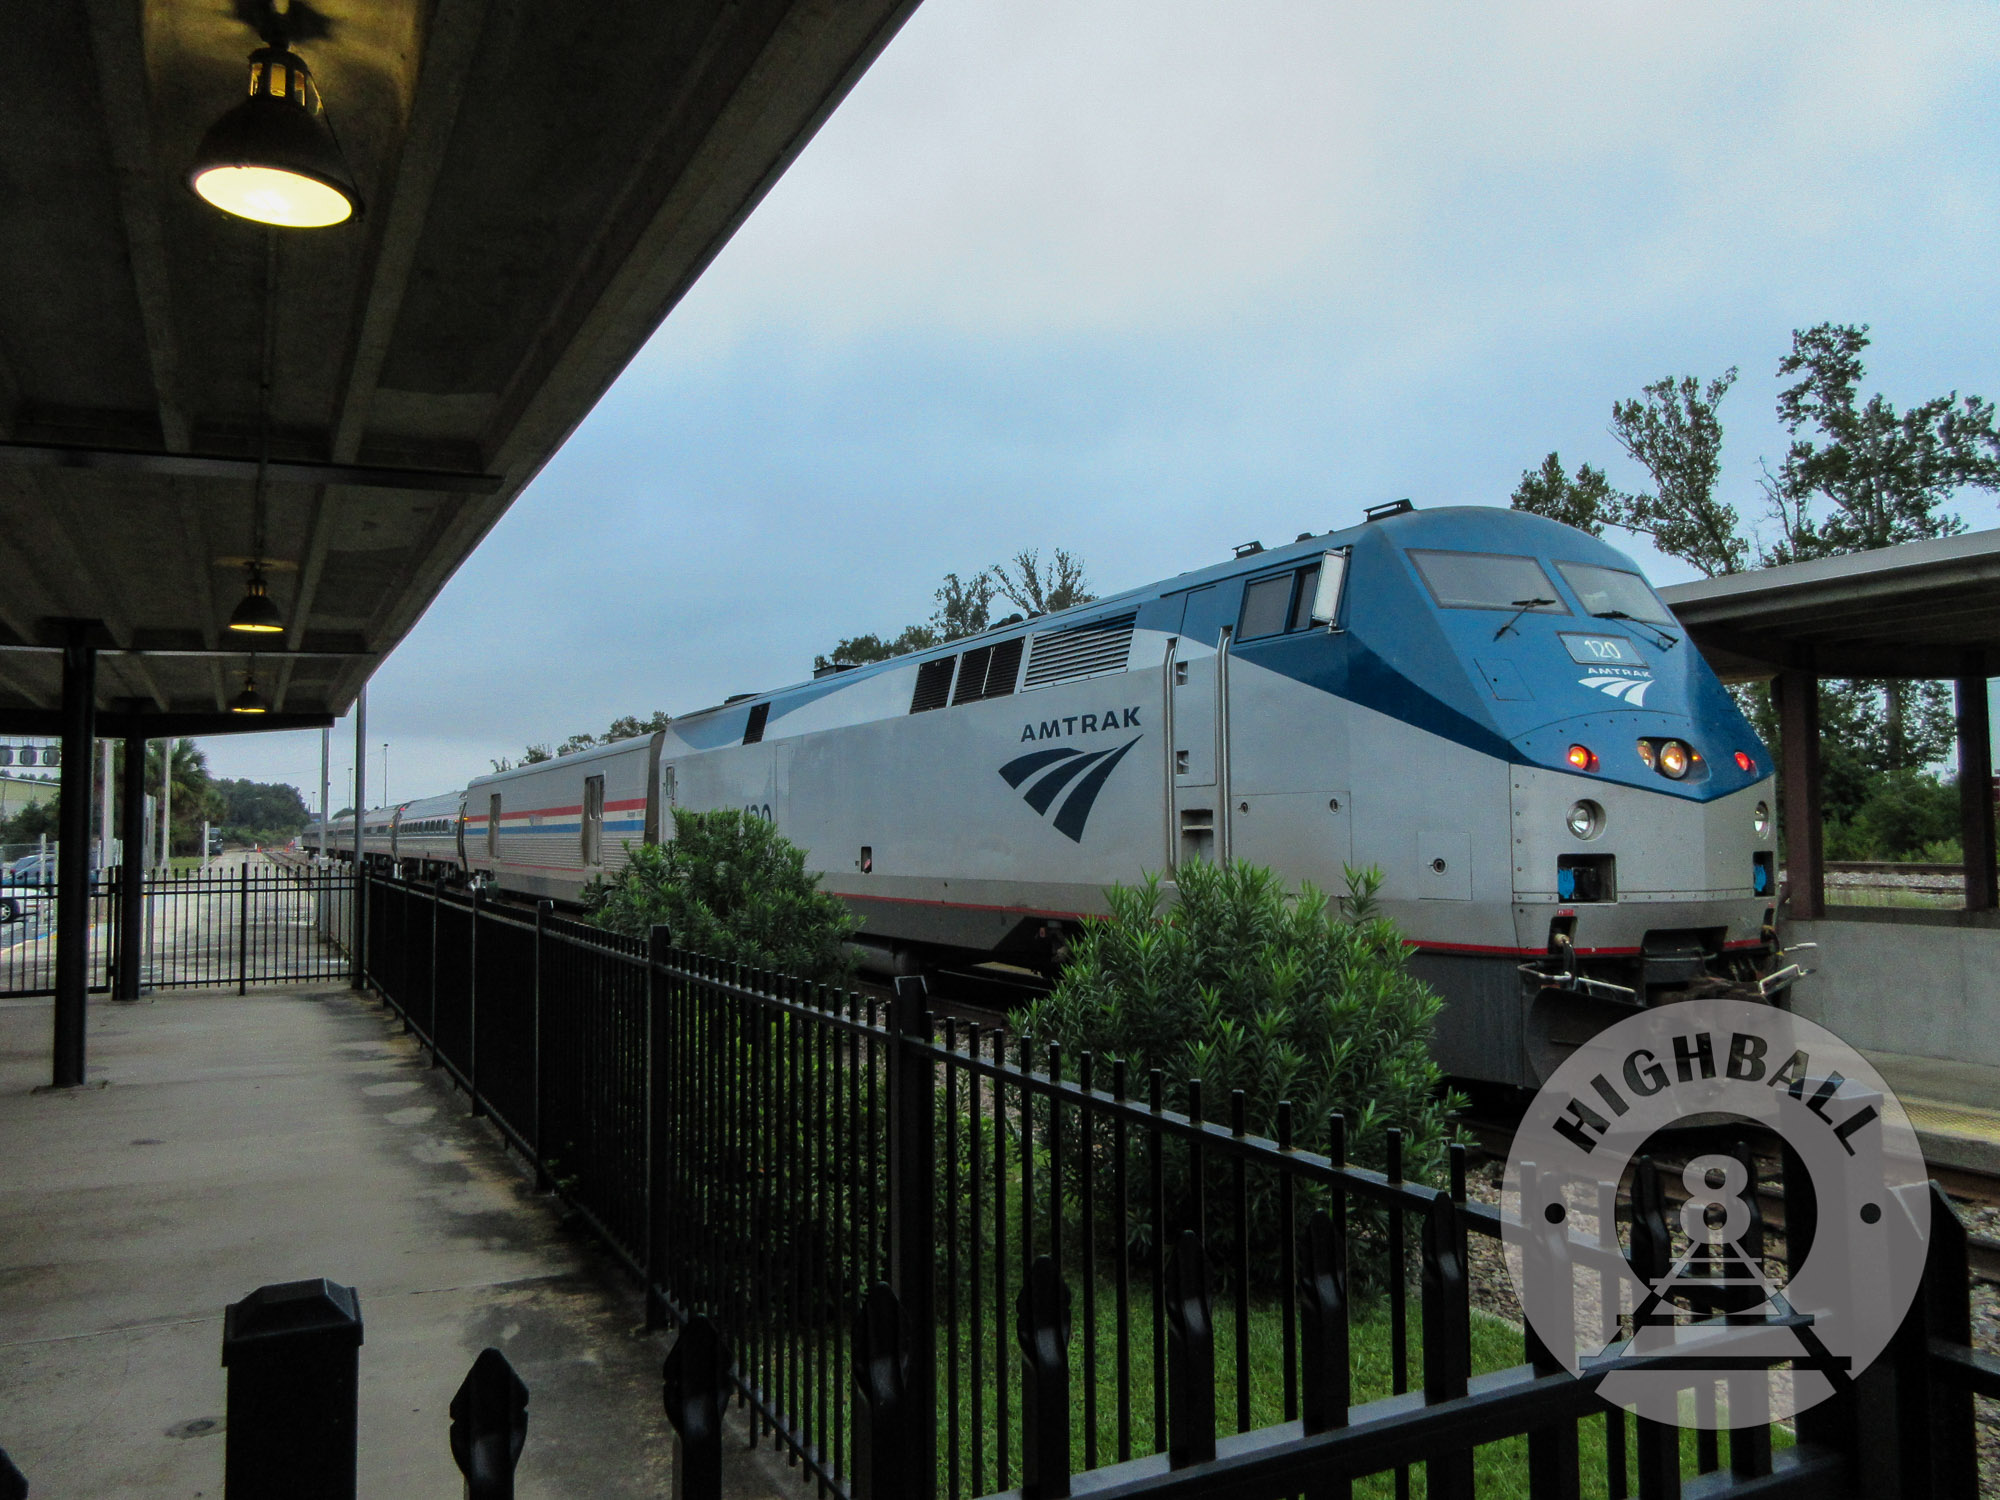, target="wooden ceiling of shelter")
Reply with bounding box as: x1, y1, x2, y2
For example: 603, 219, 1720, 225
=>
0, 0, 917, 727
1660, 530, 2000, 682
